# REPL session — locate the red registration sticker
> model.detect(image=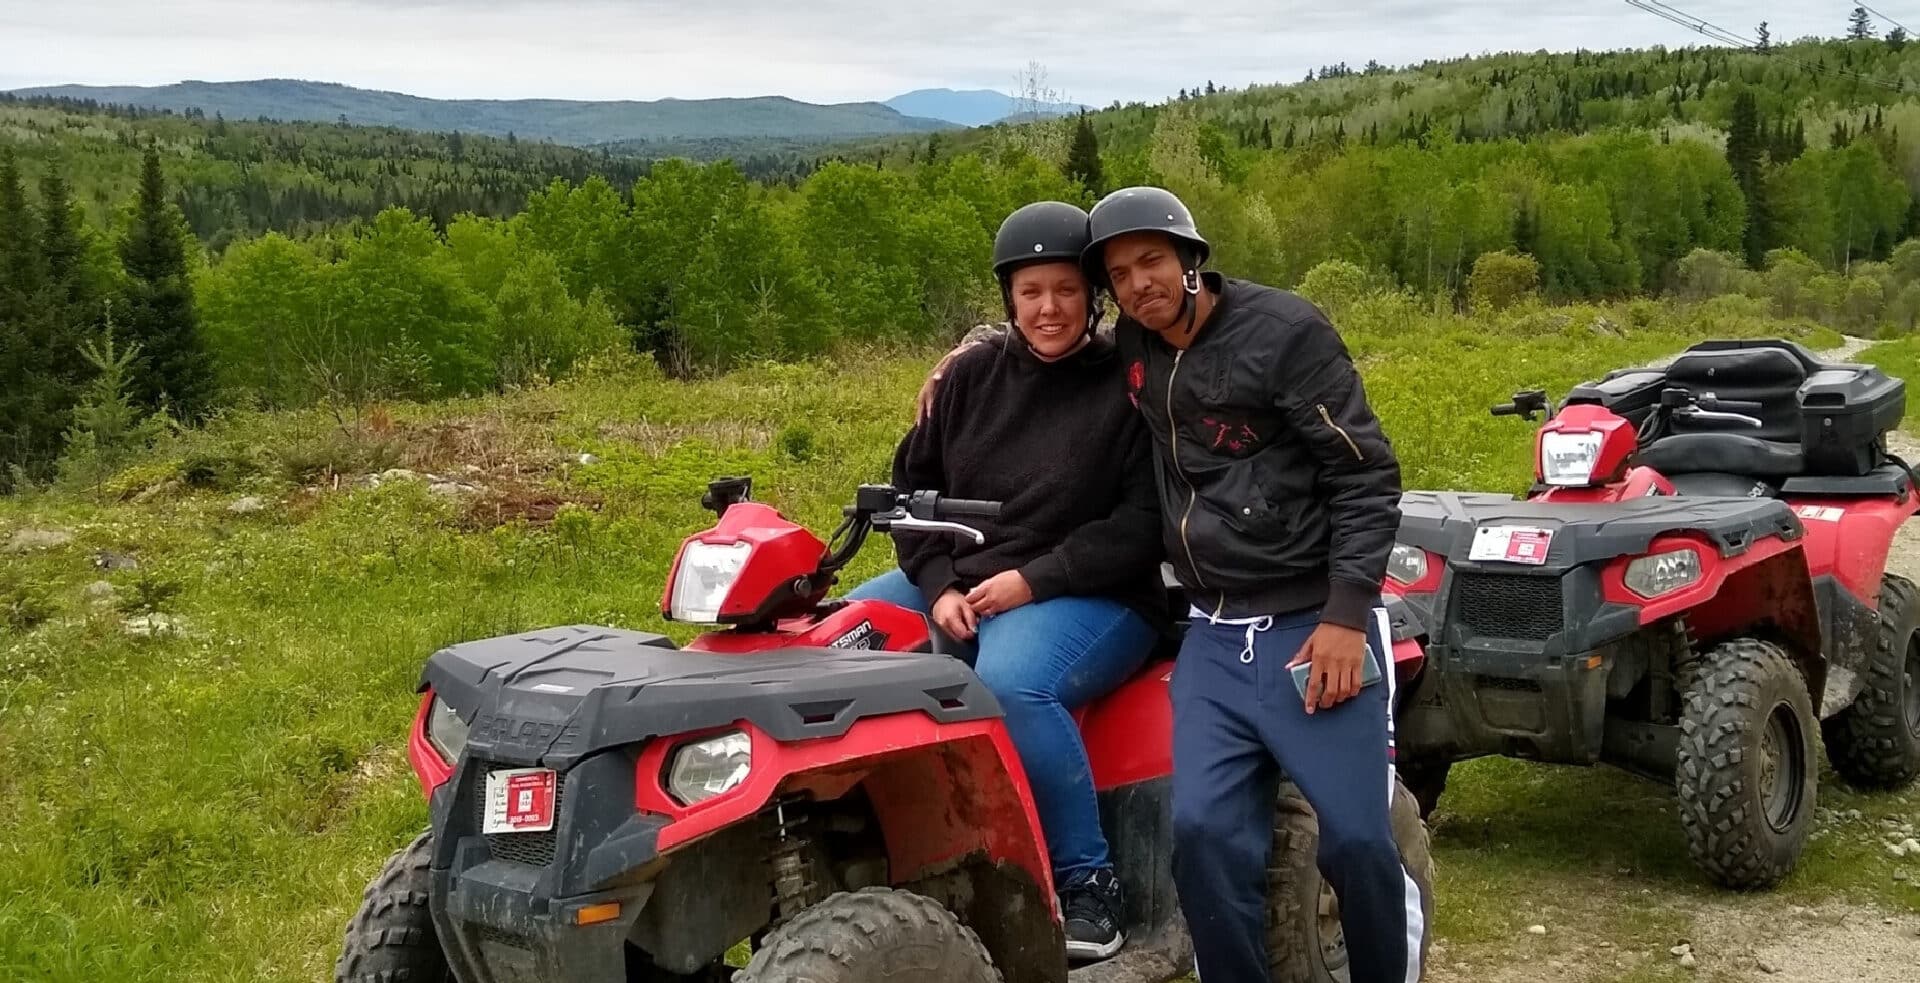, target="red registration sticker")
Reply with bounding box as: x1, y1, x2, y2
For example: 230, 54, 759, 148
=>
1469, 525, 1554, 566
483, 768, 557, 834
